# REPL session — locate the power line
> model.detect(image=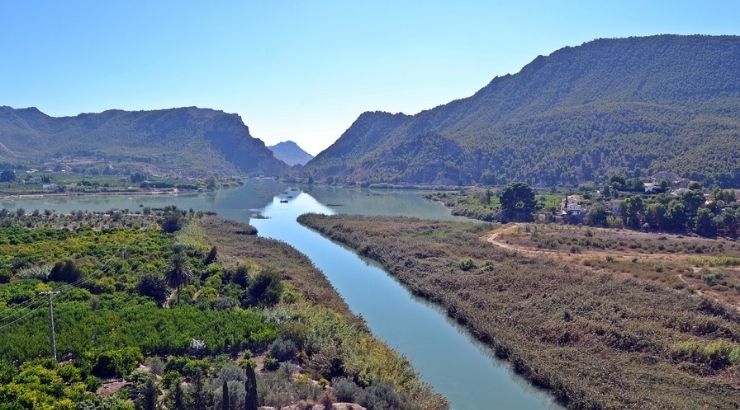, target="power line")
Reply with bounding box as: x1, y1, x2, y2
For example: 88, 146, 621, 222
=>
0, 275, 91, 327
